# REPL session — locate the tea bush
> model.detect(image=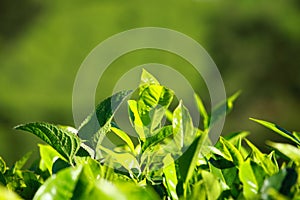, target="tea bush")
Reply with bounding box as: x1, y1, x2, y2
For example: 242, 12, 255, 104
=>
0, 70, 299, 199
